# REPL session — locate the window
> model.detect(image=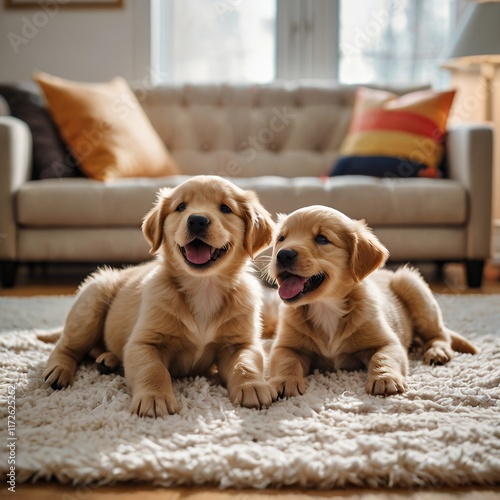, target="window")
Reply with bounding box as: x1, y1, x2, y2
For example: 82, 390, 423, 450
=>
153, 0, 276, 84
152, 0, 466, 87
338, 0, 462, 87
